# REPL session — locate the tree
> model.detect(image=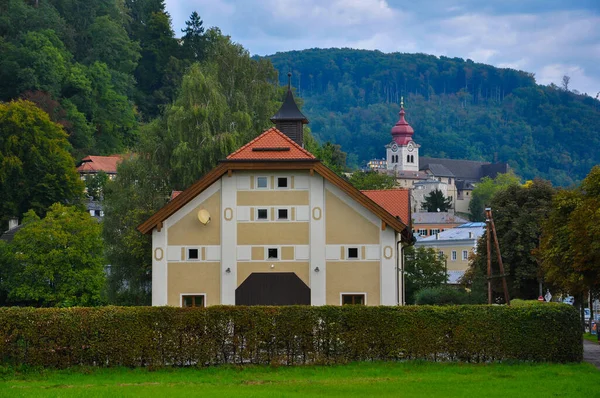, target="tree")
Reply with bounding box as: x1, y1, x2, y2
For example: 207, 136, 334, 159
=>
404, 246, 447, 304
422, 189, 452, 212
85, 171, 109, 201
0, 100, 83, 230
469, 172, 521, 221
2, 204, 105, 306
468, 179, 555, 300
102, 156, 169, 305
348, 171, 395, 190
181, 11, 206, 61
